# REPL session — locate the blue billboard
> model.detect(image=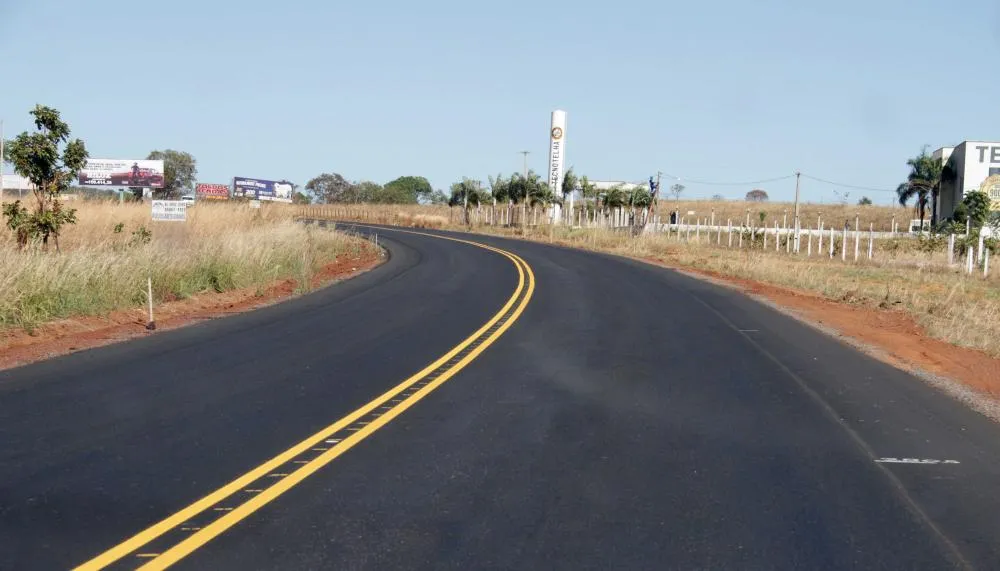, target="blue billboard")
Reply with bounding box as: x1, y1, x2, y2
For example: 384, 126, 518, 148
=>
232, 177, 294, 203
